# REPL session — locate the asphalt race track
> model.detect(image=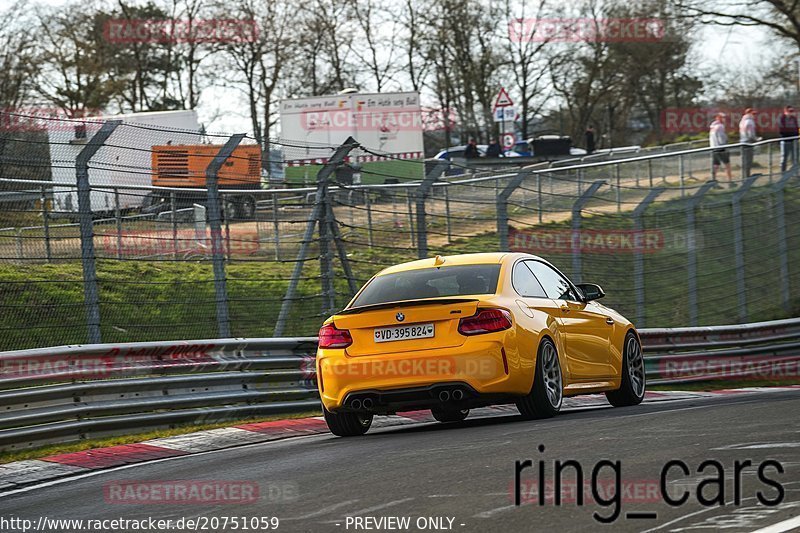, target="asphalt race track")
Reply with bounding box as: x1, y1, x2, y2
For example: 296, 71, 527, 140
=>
2, 389, 799, 533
